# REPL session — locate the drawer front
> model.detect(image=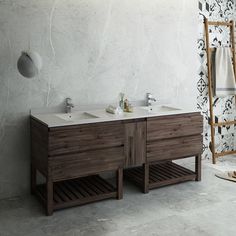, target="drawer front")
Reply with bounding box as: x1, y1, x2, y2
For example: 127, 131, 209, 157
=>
49, 147, 124, 181
49, 122, 124, 156
147, 135, 202, 162
147, 113, 203, 141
